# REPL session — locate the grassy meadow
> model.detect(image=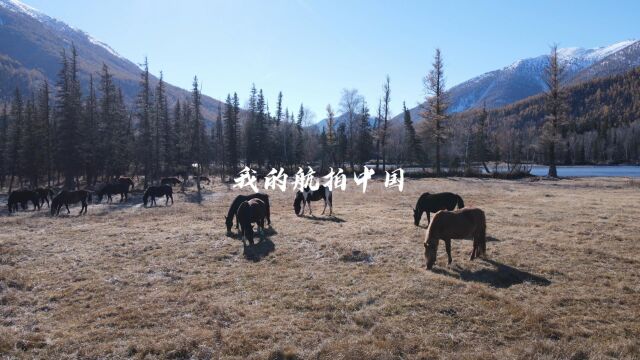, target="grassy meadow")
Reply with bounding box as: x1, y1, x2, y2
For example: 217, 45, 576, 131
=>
1, 177, 639, 359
